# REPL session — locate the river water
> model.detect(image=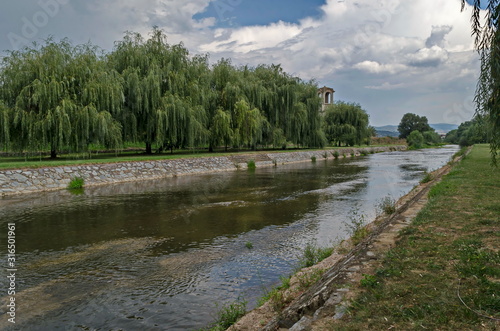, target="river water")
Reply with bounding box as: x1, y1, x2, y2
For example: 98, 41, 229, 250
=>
0, 146, 458, 330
